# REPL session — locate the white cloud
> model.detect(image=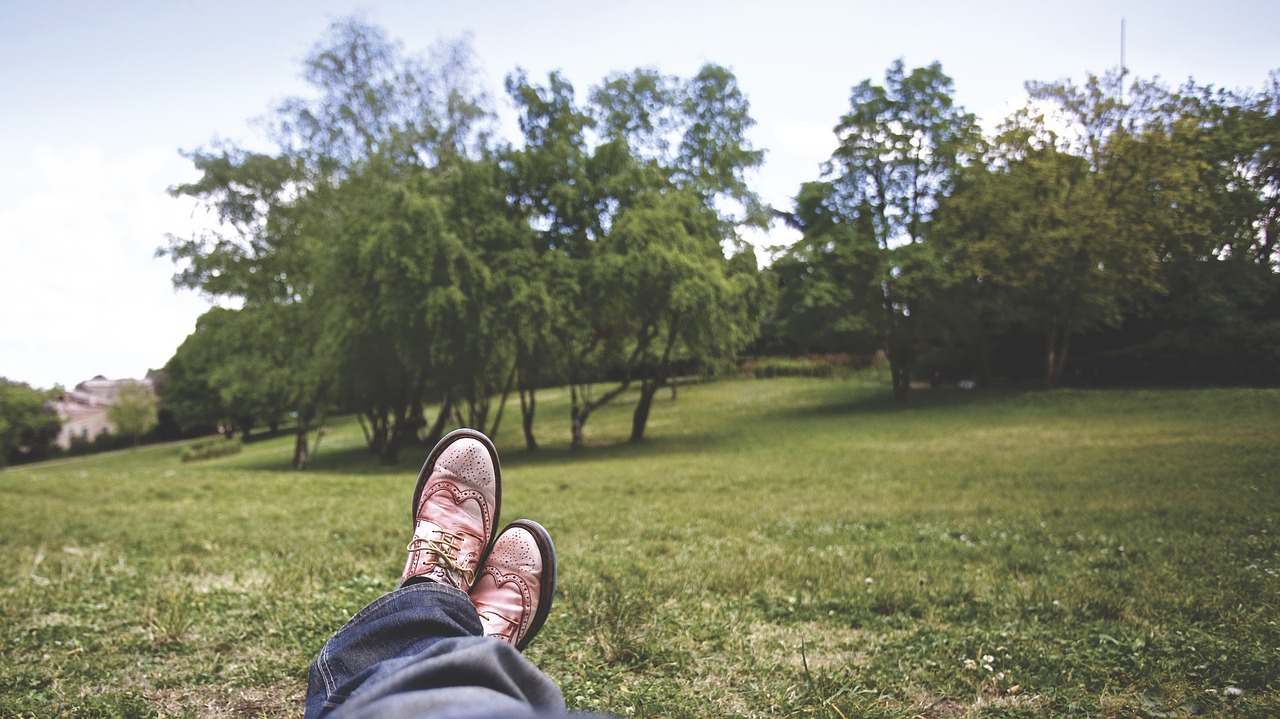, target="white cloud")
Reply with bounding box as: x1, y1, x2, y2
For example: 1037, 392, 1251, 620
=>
0, 143, 211, 389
